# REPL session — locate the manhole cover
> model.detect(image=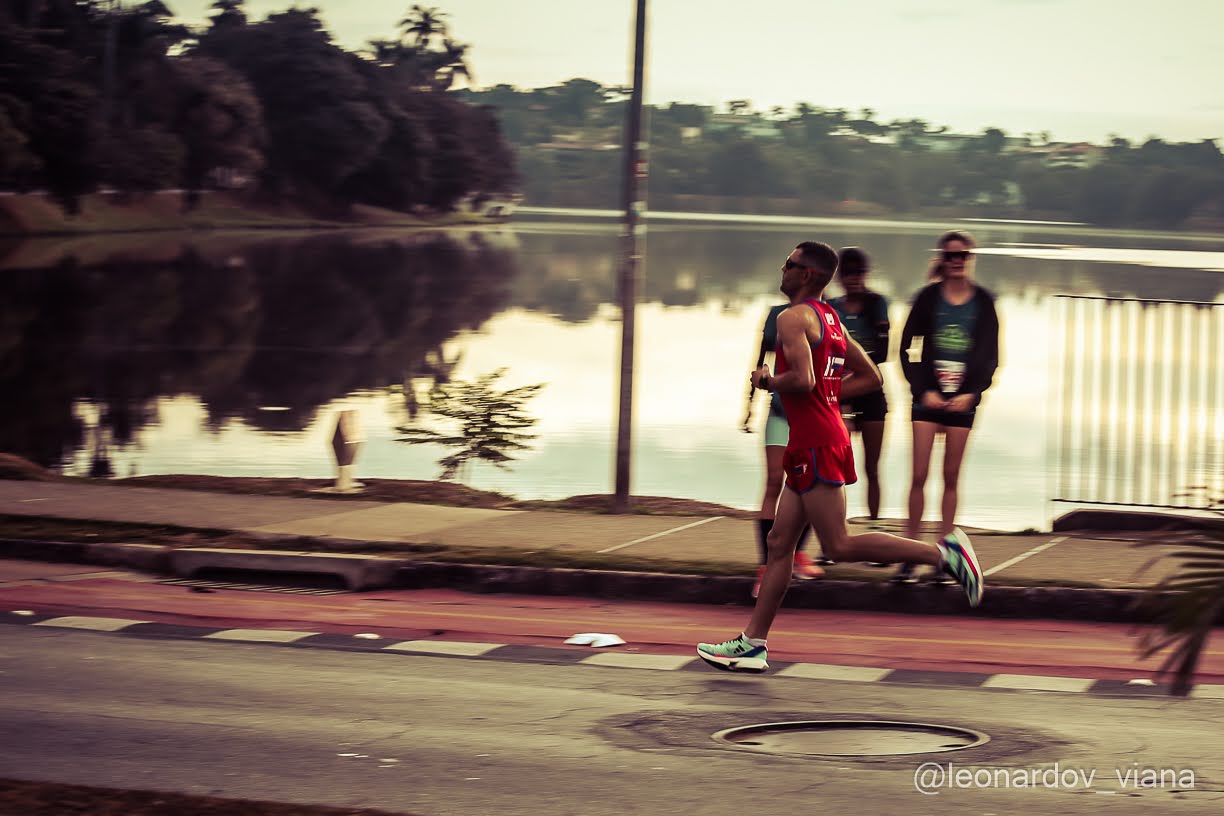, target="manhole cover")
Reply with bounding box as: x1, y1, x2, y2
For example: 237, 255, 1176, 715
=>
714, 720, 989, 758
